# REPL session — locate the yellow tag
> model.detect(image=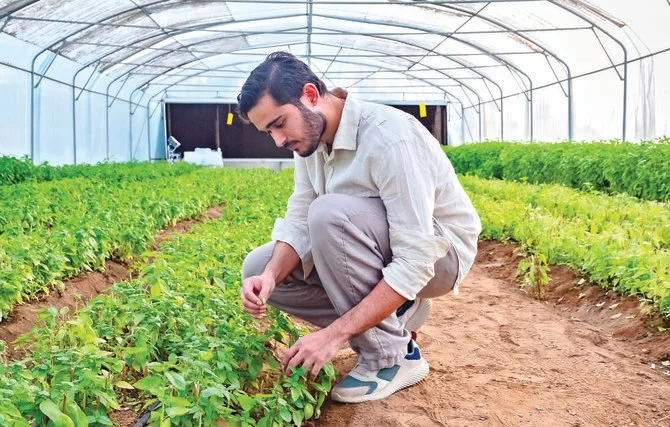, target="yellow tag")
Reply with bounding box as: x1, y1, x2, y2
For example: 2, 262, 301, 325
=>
419, 103, 427, 118
227, 112, 234, 125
